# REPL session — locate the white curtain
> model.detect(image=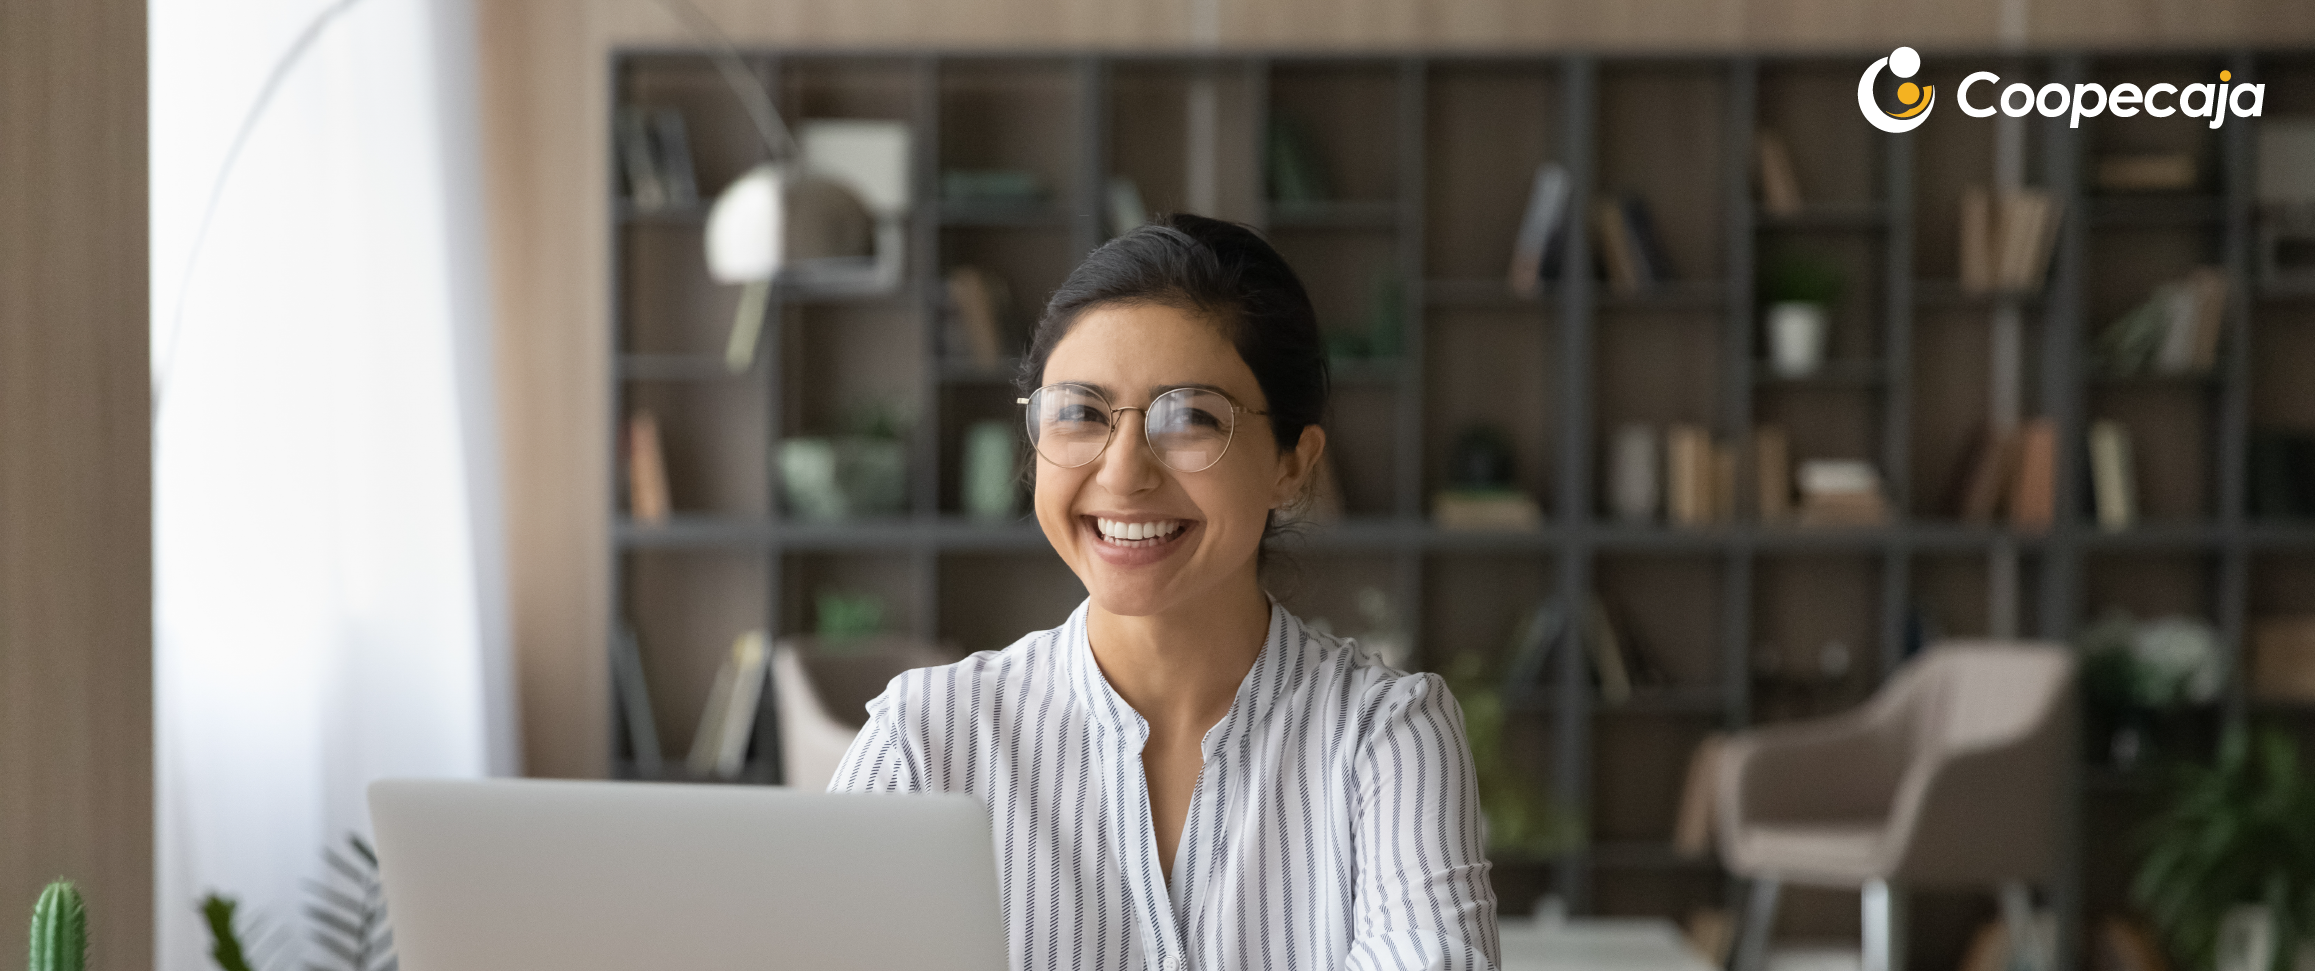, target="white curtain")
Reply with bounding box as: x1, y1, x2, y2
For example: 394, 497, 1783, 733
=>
149, 0, 517, 969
